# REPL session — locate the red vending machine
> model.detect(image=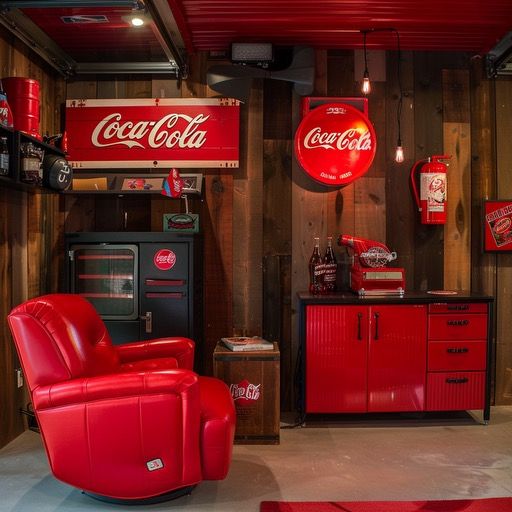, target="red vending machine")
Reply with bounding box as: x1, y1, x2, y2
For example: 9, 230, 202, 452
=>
65, 232, 202, 351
